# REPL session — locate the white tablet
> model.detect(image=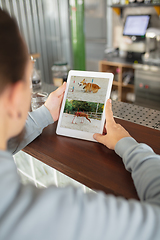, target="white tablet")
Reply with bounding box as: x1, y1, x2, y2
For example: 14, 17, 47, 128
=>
56, 70, 113, 142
